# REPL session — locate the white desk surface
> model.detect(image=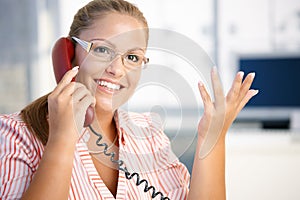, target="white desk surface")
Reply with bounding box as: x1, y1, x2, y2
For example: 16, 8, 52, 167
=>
225, 129, 300, 200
